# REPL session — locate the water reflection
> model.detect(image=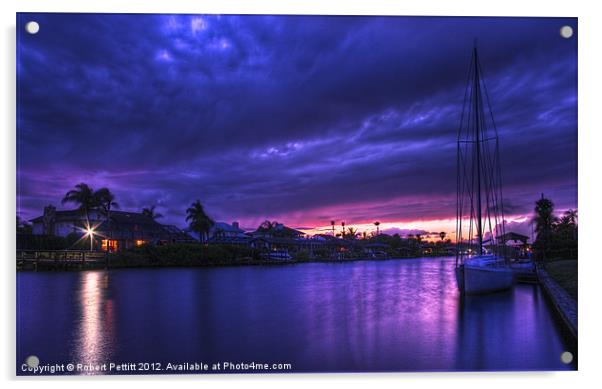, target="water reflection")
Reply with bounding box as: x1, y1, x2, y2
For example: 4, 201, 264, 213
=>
455, 285, 575, 370
73, 271, 115, 374
17, 258, 575, 374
